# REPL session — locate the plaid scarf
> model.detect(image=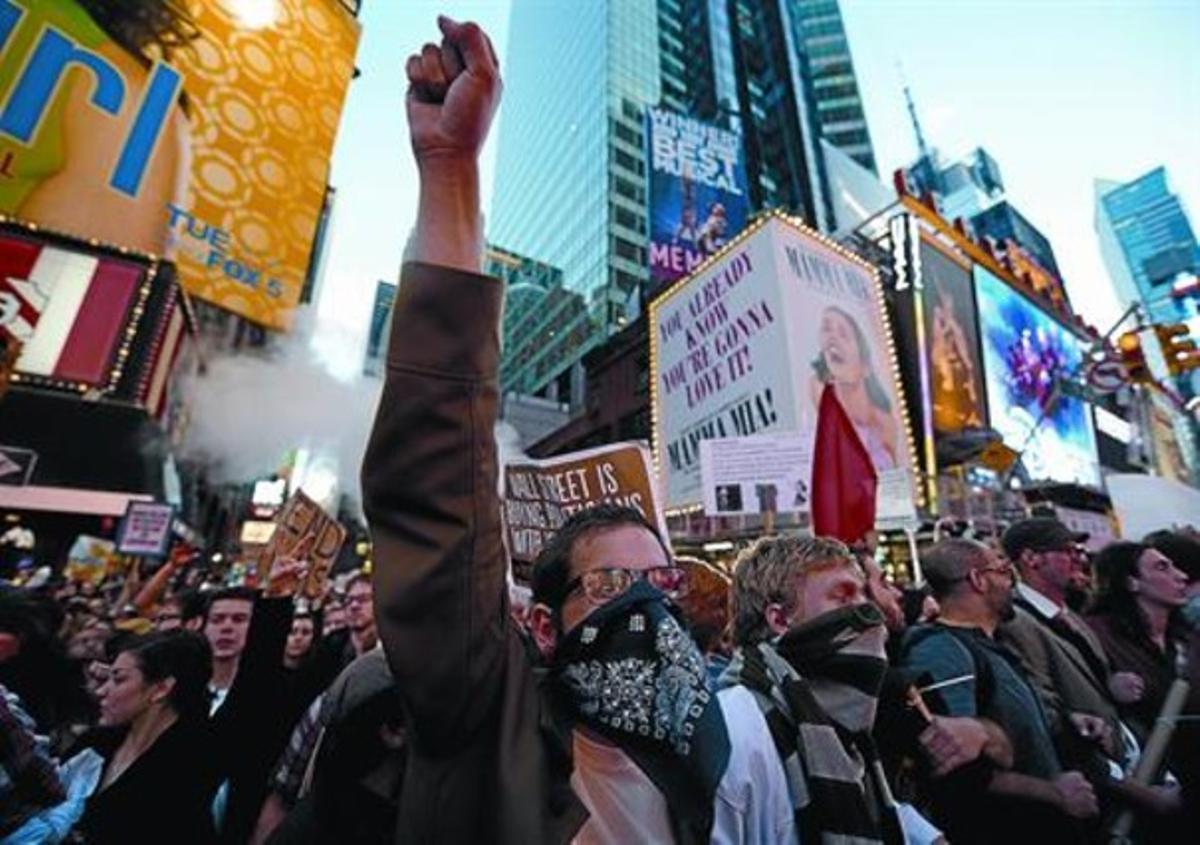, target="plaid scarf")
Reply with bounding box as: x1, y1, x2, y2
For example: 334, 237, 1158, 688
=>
722, 604, 903, 845
556, 581, 731, 845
